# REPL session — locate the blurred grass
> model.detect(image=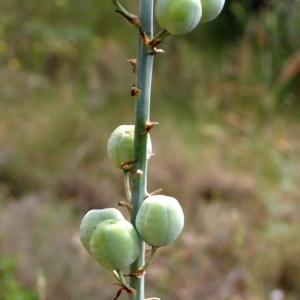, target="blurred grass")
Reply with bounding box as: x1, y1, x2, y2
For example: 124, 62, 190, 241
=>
0, 0, 300, 299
